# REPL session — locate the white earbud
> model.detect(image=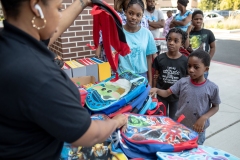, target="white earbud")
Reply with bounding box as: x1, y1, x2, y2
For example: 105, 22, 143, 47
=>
34, 4, 44, 19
